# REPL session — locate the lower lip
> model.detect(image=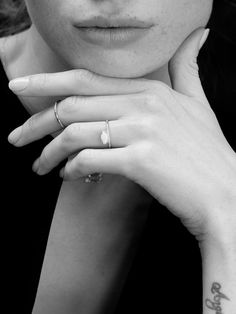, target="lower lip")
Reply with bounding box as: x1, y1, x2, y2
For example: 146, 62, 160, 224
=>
75, 27, 151, 47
